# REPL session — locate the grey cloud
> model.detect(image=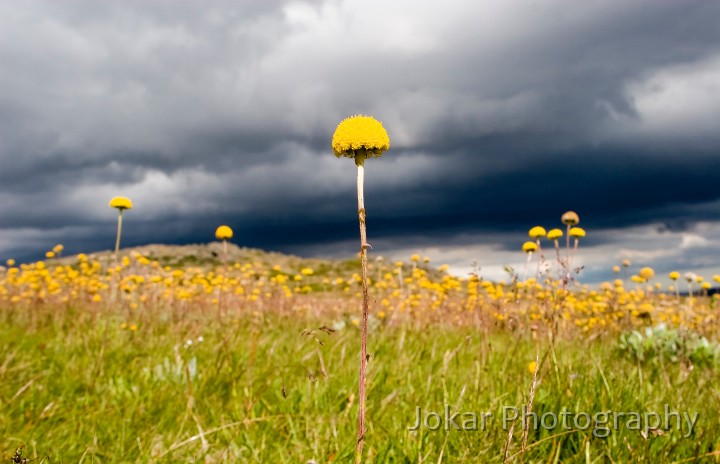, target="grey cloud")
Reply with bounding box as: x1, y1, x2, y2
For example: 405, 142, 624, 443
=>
1, 0, 720, 279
